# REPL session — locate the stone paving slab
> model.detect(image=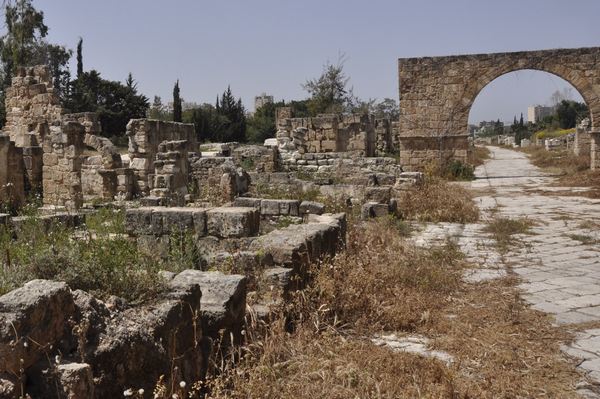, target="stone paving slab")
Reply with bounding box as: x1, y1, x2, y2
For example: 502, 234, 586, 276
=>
472, 146, 600, 397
